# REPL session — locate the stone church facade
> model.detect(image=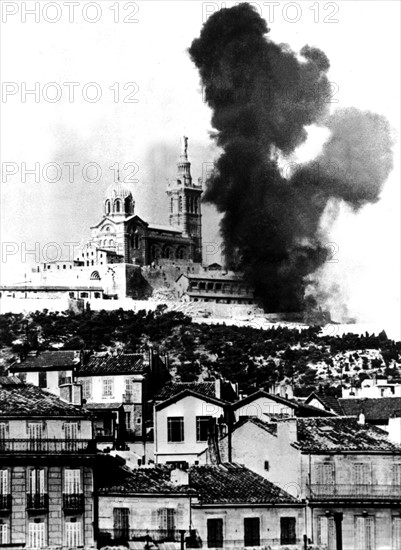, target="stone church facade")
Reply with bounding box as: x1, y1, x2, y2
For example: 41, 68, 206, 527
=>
89, 136, 203, 267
